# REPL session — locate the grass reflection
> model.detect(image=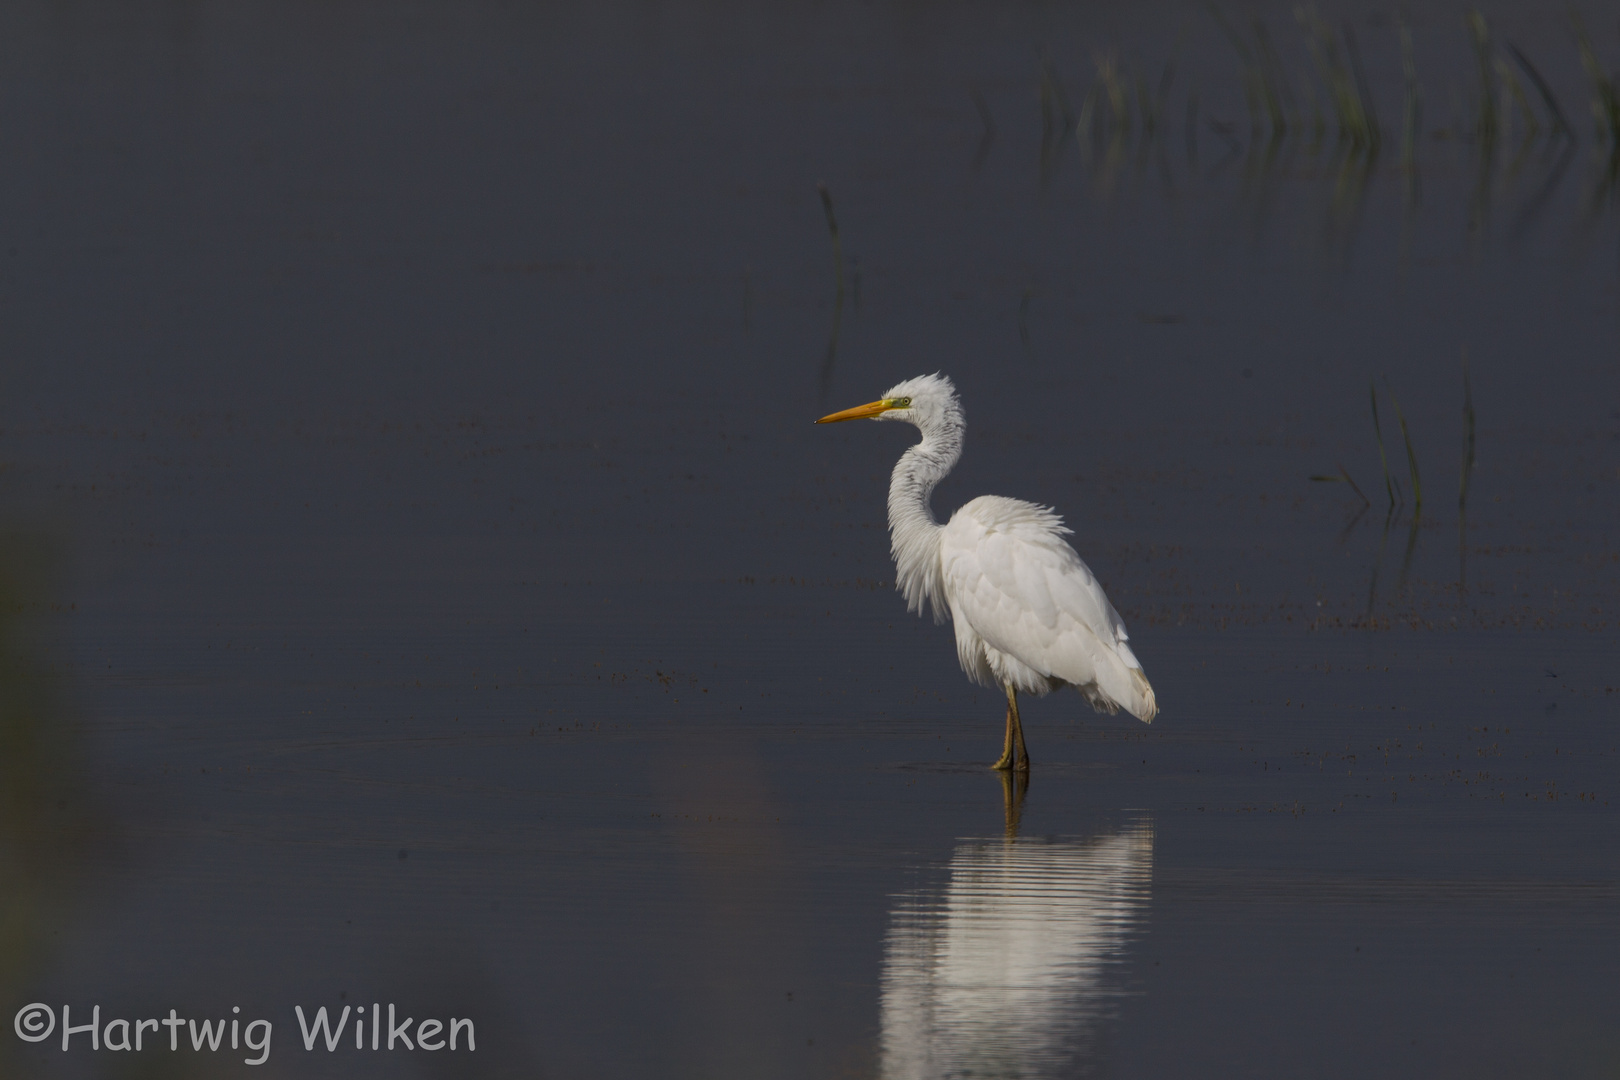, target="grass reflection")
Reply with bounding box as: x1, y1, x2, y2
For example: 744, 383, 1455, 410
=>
1035, 7, 1615, 254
